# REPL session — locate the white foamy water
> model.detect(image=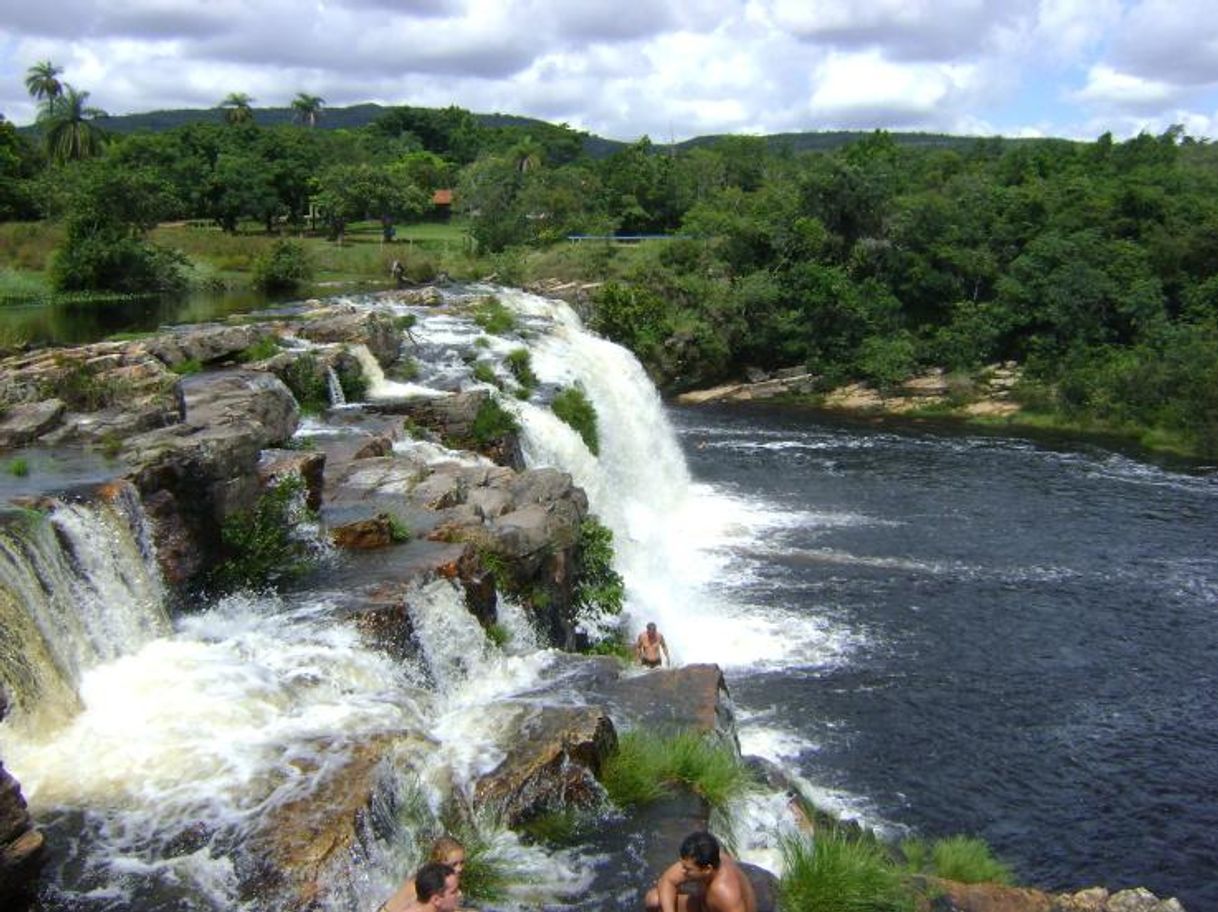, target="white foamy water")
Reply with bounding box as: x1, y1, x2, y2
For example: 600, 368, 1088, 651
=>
486, 289, 865, 671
